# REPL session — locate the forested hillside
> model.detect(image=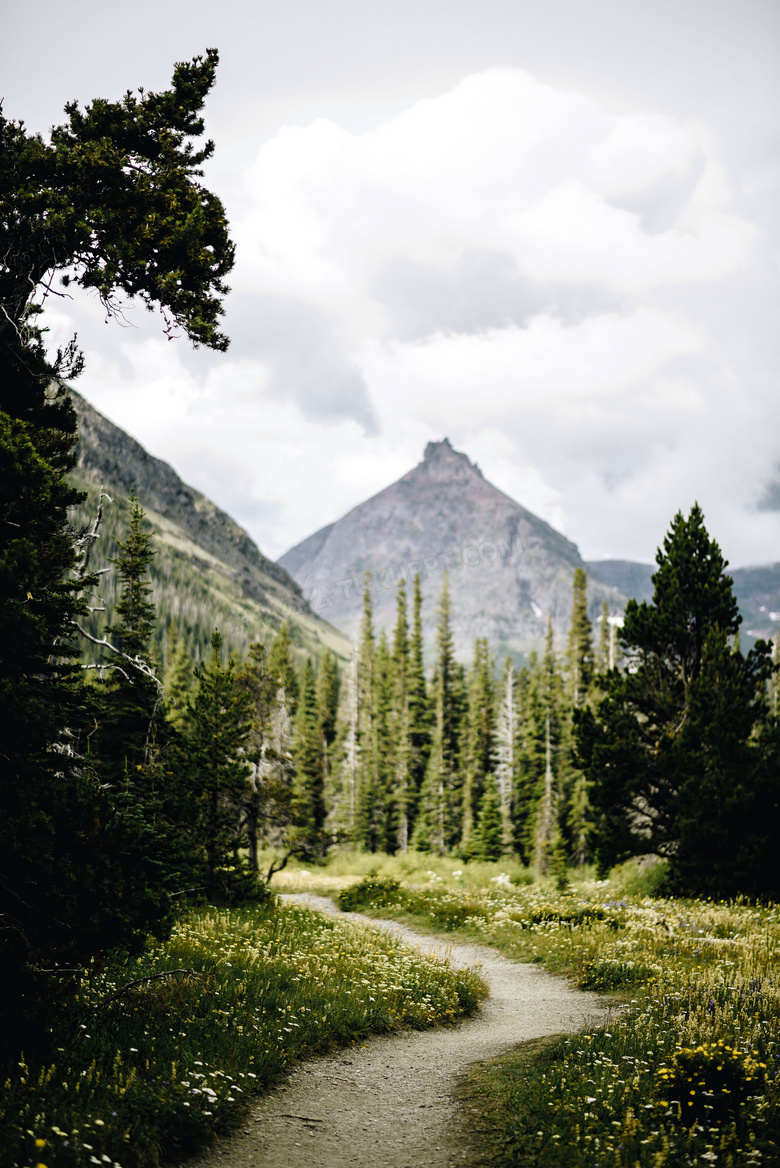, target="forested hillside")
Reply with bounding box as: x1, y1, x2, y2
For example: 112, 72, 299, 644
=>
70, 390, 351, 667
